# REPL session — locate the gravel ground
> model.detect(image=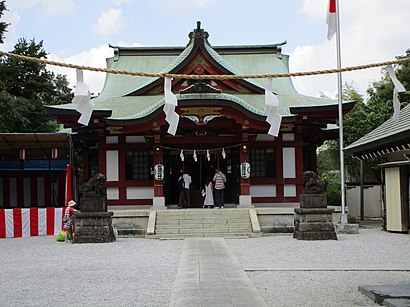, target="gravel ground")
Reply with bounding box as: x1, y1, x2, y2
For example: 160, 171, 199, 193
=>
1, 225, 409, 306
227, 227, 410, 307
0, 237, 184, 306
